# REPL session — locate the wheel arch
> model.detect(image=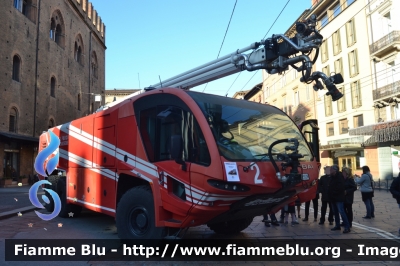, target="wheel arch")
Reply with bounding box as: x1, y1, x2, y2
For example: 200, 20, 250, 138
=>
116, 173, 151, 208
